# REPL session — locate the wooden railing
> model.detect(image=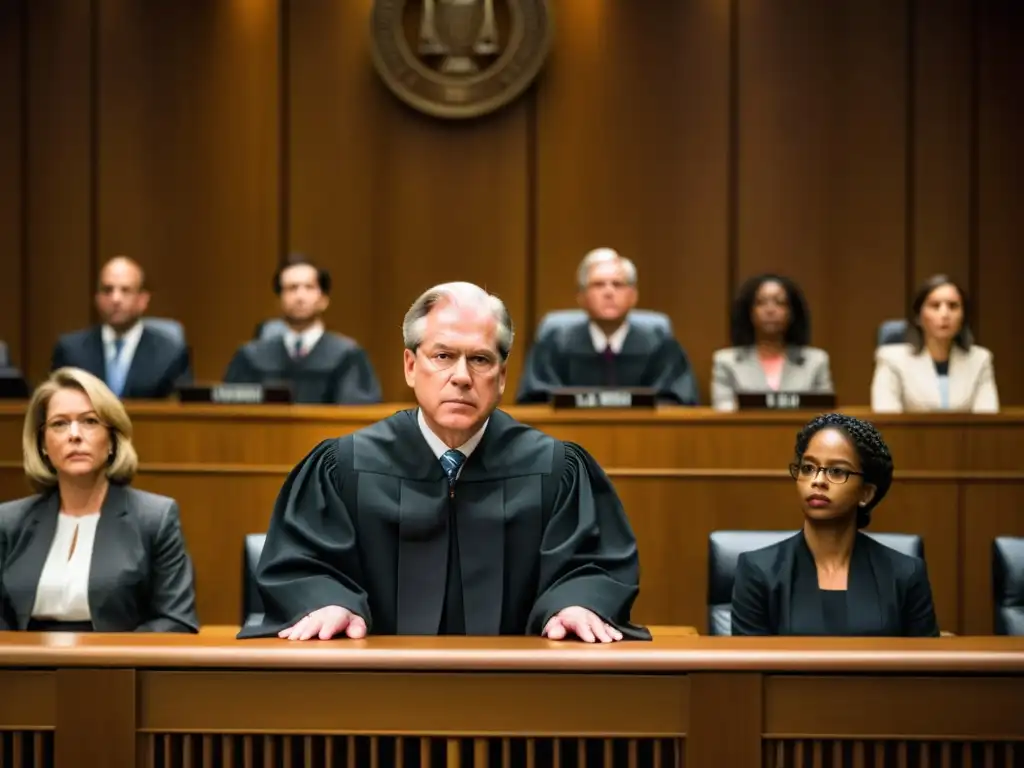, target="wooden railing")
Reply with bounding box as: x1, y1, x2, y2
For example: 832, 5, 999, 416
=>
1, 627, 1023, 768
1, 404, 1022, 634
